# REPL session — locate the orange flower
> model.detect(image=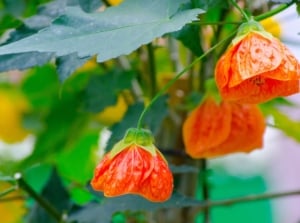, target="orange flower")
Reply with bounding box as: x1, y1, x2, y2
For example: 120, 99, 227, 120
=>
215, 20, 300, 103
183, 97, 266, 158
91, 128, 173, 202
